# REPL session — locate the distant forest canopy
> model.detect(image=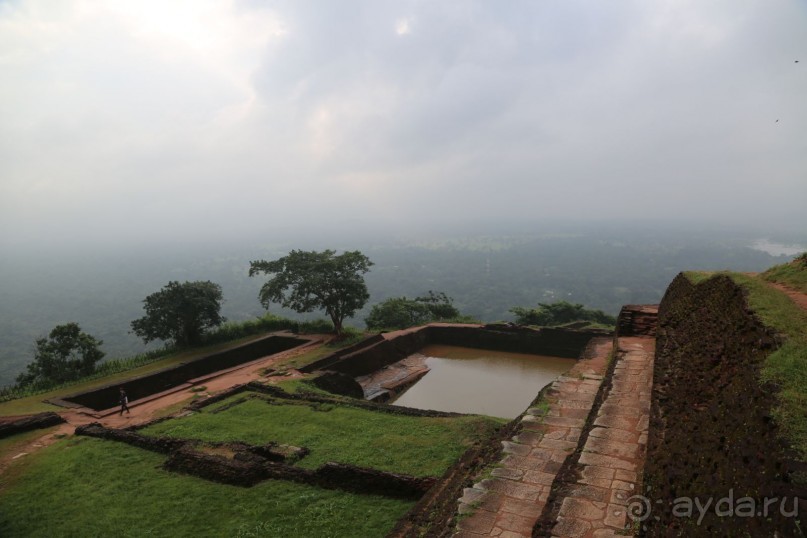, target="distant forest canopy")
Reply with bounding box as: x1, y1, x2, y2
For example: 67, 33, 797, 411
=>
0, 226, 801, 388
